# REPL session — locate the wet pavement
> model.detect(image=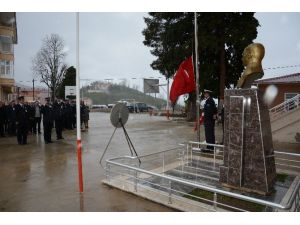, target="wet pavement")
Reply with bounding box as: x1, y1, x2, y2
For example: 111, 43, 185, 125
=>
0, 112, 223, 212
